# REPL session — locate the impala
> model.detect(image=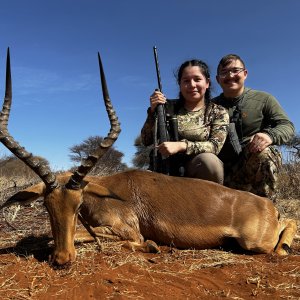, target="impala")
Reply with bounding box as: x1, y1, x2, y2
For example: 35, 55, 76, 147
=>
0, 49, 297, 266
